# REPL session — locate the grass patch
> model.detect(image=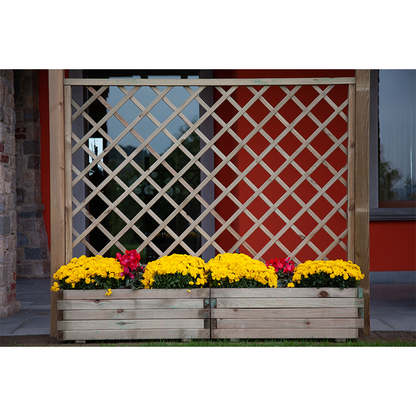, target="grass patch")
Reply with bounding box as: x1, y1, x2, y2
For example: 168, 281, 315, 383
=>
88, 338, 416, 347
4, 336, 414, 347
